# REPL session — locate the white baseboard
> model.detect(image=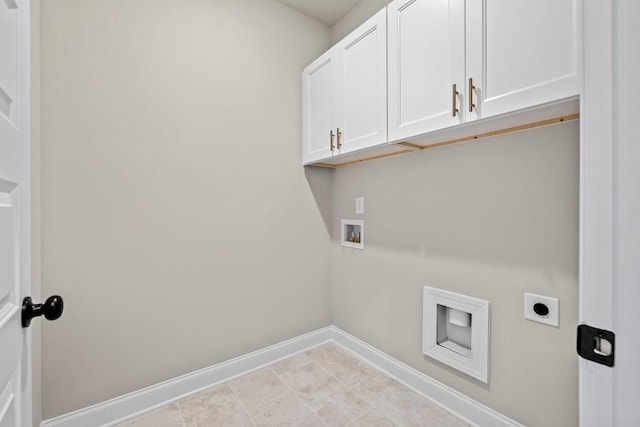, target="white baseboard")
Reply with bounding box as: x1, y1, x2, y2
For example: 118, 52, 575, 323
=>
330, 326, 524, 427
41, 327, 332, 427
41, 326, 522, 427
